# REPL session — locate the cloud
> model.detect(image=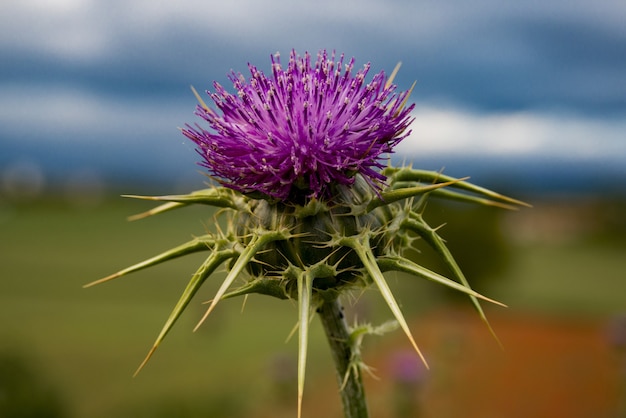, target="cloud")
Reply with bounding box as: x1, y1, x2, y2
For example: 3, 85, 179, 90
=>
1, 0, 111, 59
3, 1, 624, 63
399, 107, 626, 161
0, 83, 189, 142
